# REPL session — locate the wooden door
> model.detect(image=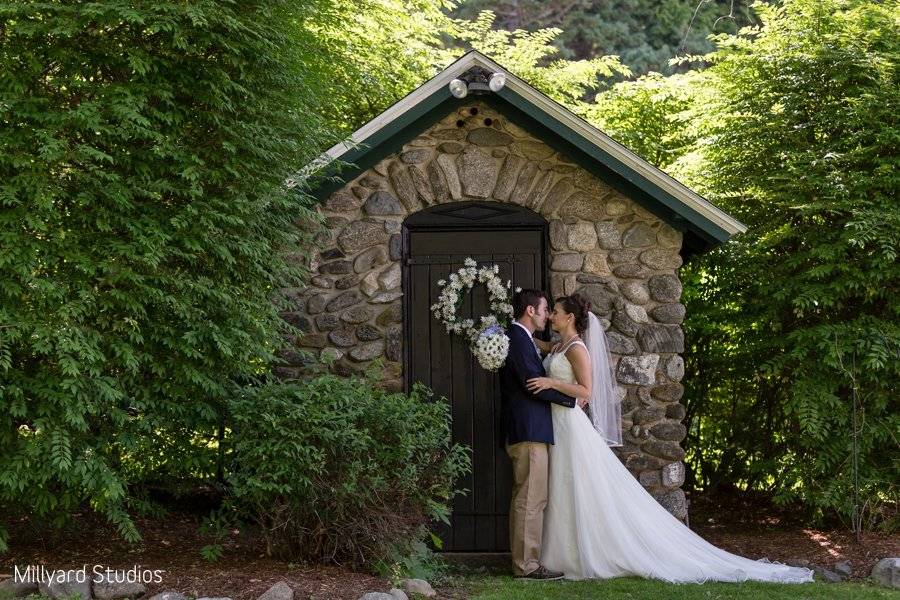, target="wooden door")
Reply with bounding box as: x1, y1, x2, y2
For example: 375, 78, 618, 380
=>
403, 202, 547, 552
